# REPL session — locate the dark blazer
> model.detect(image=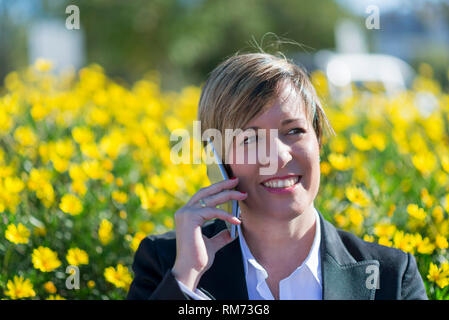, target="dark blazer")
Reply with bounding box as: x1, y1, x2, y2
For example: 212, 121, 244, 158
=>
127, 210, 428, 300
